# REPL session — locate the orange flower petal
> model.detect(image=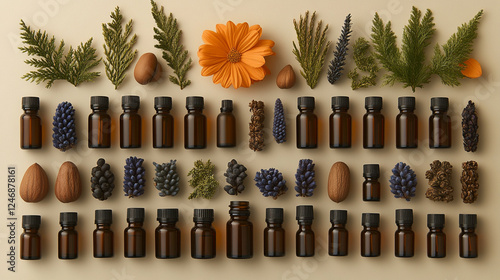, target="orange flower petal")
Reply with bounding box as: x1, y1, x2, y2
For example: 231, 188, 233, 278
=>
249, 24, 262, 38
240, 63, 266, 81
237, 63, 252, 88
241, 53, 265, 68
213, 62, 232, 88
233, 23, 249, 51
201, 30, 229, 52
461, 58, 482, 79
245, 39, 276, 57
225, 21, 237, 48
230, 64, 242, 89
198, 44, 227, 59
238, 30, 260, 54
199, 56, 226, 68
201, 60, 226, 76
